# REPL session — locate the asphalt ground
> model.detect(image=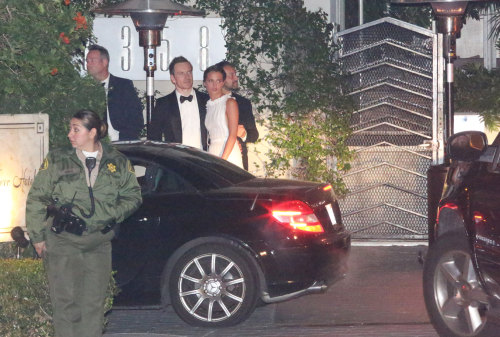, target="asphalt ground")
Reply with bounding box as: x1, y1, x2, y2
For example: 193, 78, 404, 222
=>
103, 244, 439, 337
